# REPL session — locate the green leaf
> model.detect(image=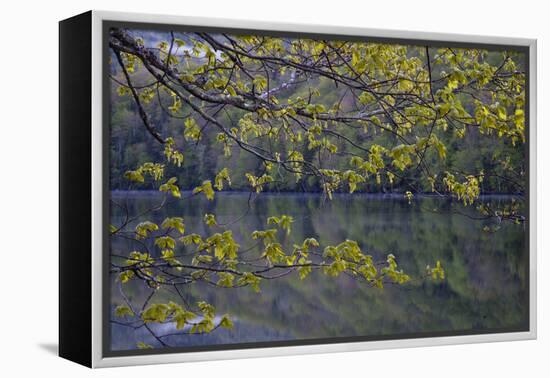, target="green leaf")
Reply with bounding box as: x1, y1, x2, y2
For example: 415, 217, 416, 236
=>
194, 254, 213, 264
161, 217, 185, 234
197, 301, 215, 319
434, 140, 447, 159
184, 118, 202, 141
297, 257, 312, 280
204, 213, 217, 226
155, 236, 176, 250
427, 260, 445, 280
217, 272, 235, 287
114, 305, 134, 317
267, 215, 294, 235
180, 233, 202, 246
193, 180, 215, 200
141, 303, 170, 323
253, 75, 267, 91
124, 170, 144, 183
119, 270, 134, 284
137, 342, 153, 349
219, 314, 234, 329
159, 177, 181, 198
209, 231, 239, 260
497, 105, 508, 121
214, 168, 231, 190
135, 221, 159, 239
174, 310, 196, 330
163, 138, 184, 166
251, 229, 278, 245
262, 242, 286, 263
245, 173, 273, 193
237, 272, 261, 292
226, 85, 237, 97
324, 259, 346, 277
